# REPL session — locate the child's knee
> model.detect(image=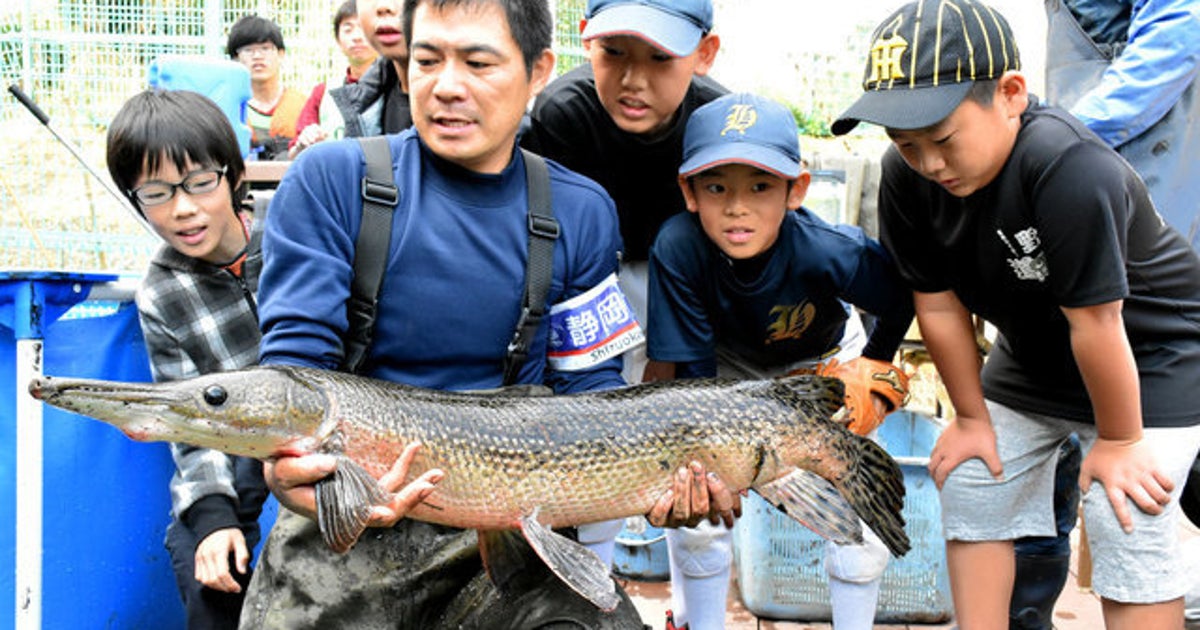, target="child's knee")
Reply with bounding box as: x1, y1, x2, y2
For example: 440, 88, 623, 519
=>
825, 533, 890, 583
